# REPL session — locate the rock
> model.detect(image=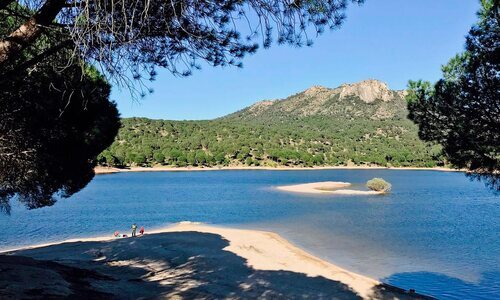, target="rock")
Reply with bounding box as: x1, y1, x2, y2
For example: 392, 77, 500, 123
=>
224, 79, 409, 121
337, 79, 393, 103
